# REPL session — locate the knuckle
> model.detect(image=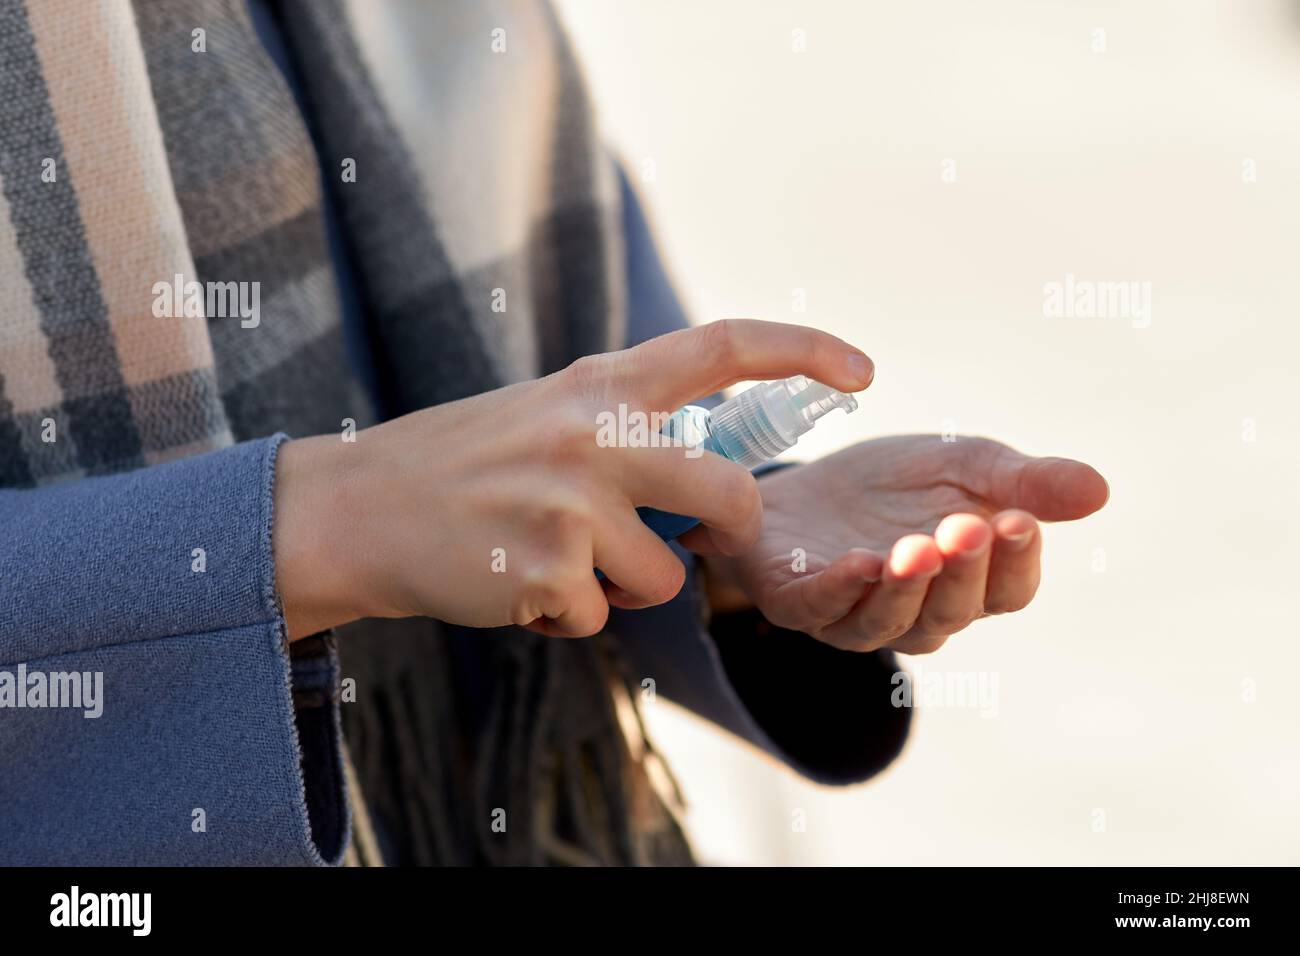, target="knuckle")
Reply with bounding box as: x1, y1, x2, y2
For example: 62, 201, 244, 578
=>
986, 579, 1039, 615
561, 354, 605, 395
908, 634, 949, 655
925, 609, 978, 633
714, 467, 760, 524
515, 566, 604, 633
701, 318, 741, 368
514, 573, 563, 623
545, 404, 600, 465
521, 568, 562, 603
531, 493, 593, 537
865, 618, 910, 644
509, 603, 535, 628
798, 324, 823, 365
